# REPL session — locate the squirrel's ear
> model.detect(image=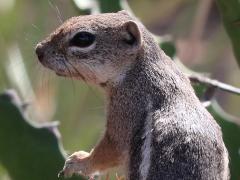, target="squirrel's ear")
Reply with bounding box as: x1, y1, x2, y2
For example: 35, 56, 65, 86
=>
122, 20, 142, 48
